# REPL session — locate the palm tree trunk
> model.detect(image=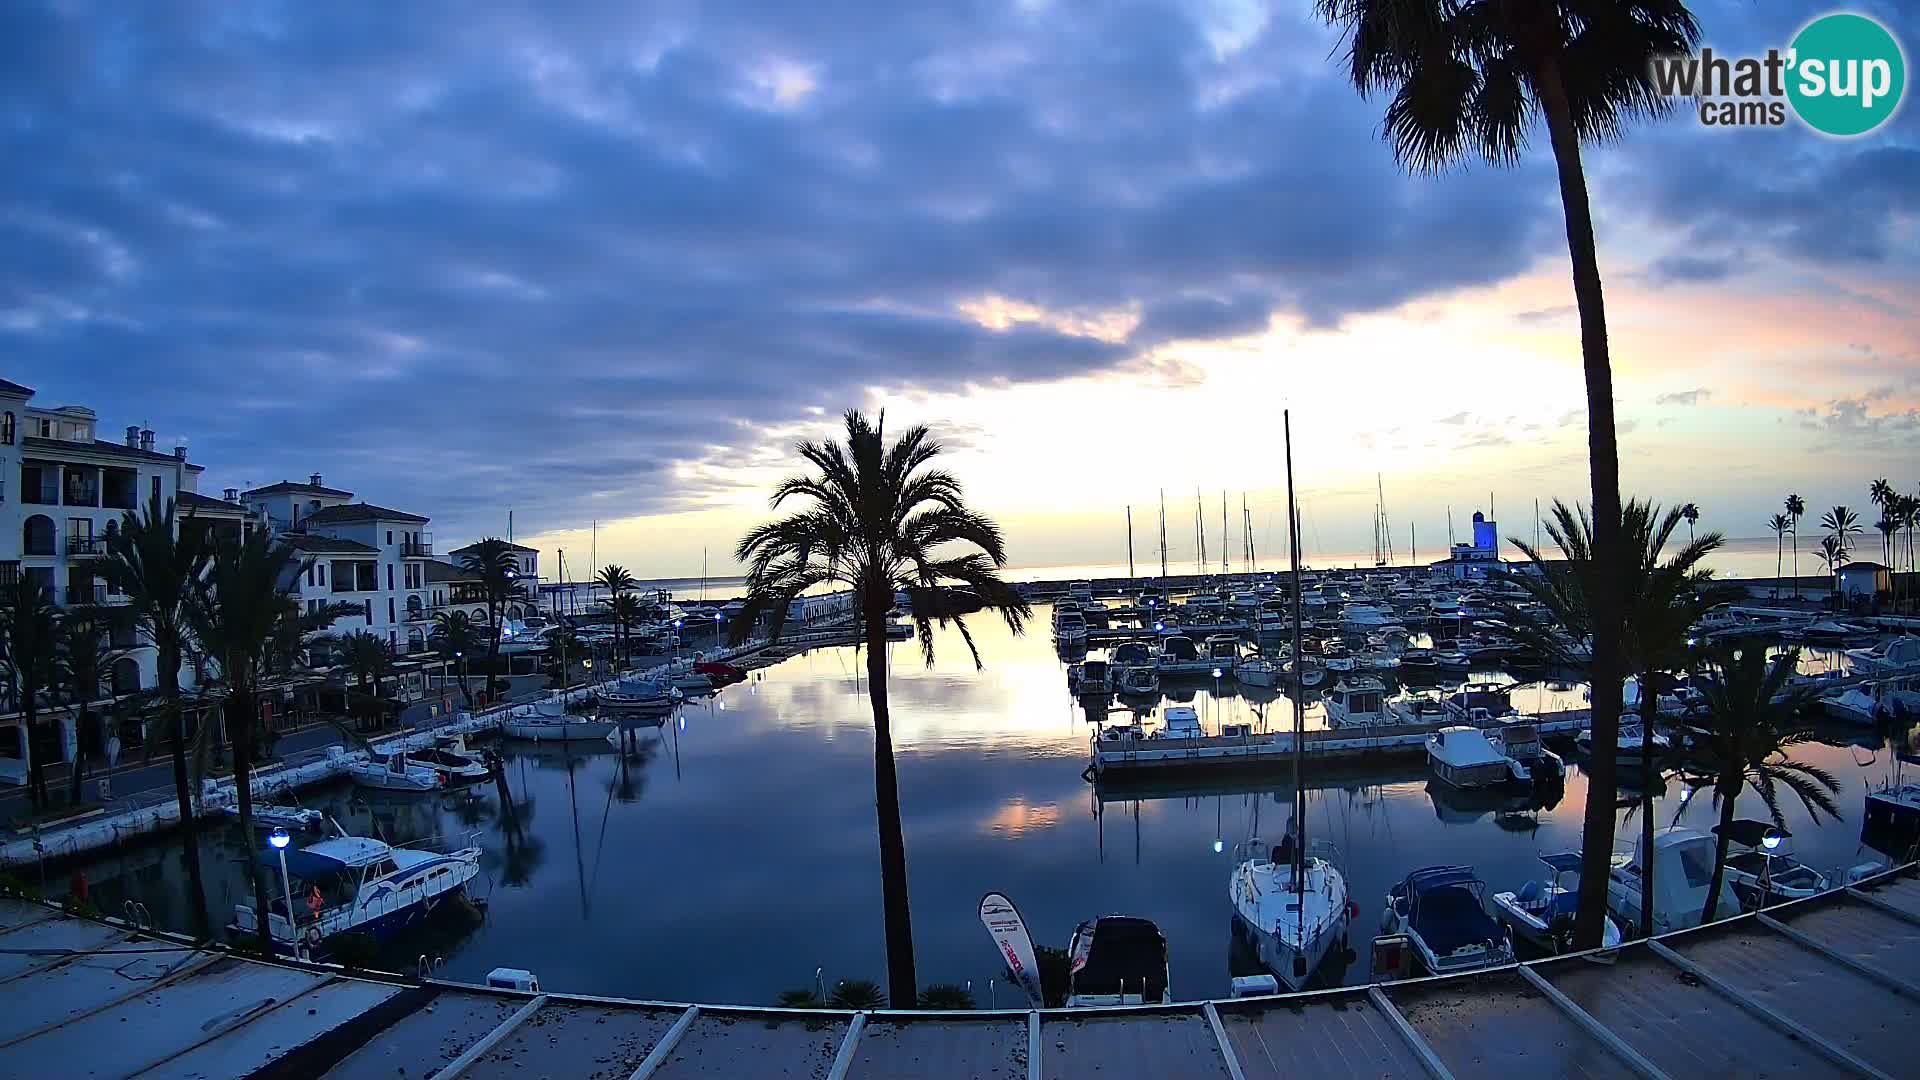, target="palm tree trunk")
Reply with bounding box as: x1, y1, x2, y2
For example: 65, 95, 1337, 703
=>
1701, 774, 1739, 923
25, 698, 47, 811
864, 585, 917, 1007
1792, 529, 1799, 599
1775, 533, 1783, 598
160, 646, 210, 939
68, 708, 91, 806
485, 600, 503, 703
229, 687, 275, 954
1537, 58, 1627, 952
1638, 671, 1657, 939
